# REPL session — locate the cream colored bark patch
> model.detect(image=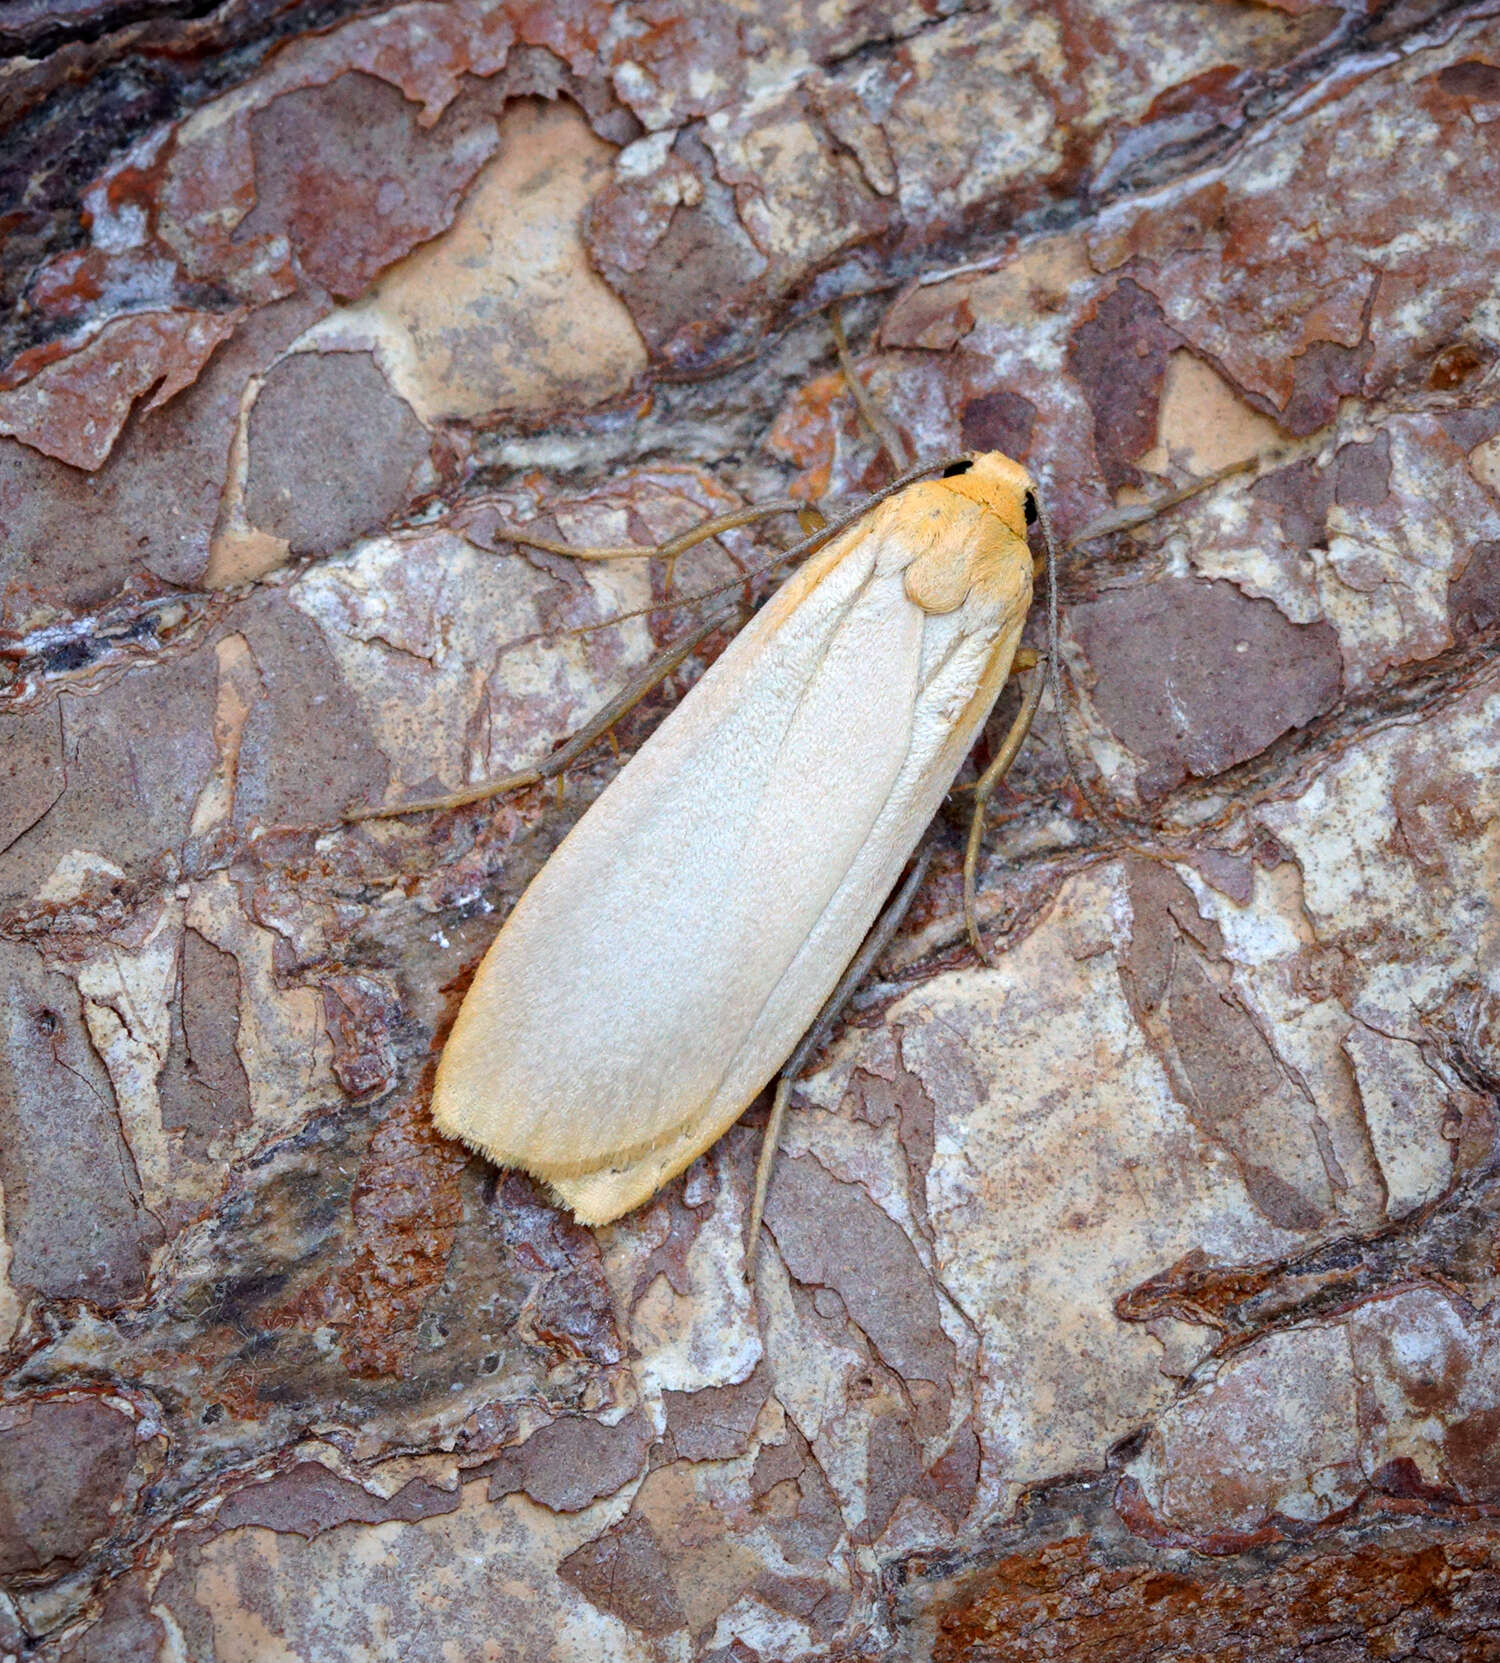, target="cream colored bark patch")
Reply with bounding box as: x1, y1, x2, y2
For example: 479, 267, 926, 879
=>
194, 1481, 651, 1663
312, 99, 647, 421
205, 371, 291, 589
901, 863, 1310, 1501
1468, 433, 1500, 494
288, 523, 657, 806
0, 1182, 19, 1349
1140, 349, 1283, 477
601, 1148, 761, 1400
37, 850, 129, 905
73, 899, 182, 1216
189, 634, 265, 837
1342, 1024, 1453, 1214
